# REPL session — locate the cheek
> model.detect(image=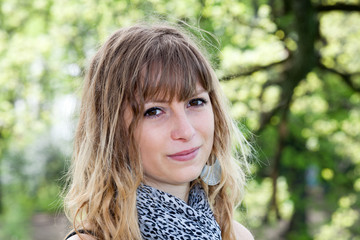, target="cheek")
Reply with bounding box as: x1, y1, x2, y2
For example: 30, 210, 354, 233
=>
208, 109, 215, 149
199, 108, 215, 143
209, 107, 215, 132
134, 123, 160, 161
